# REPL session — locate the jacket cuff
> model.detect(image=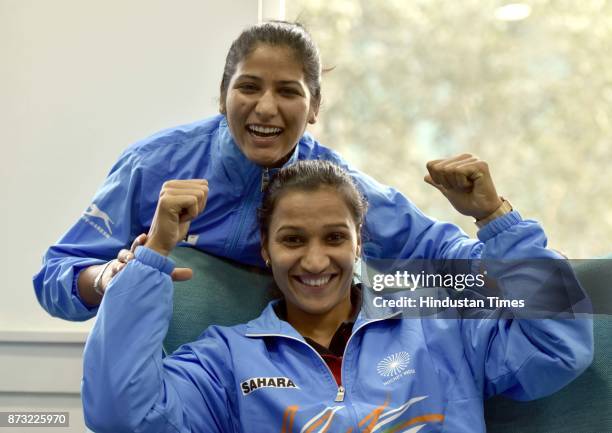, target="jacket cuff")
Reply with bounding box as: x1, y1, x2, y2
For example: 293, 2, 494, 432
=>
477, 210, 523, 242
134, 246, 175, 275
